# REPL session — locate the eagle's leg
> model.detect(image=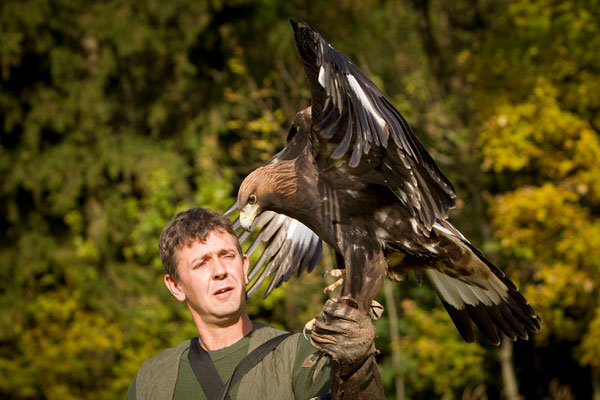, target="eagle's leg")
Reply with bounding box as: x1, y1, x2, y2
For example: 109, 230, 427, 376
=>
332, 296, 384, 320
303, 297, 384, 336
340, 240, 387, 314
